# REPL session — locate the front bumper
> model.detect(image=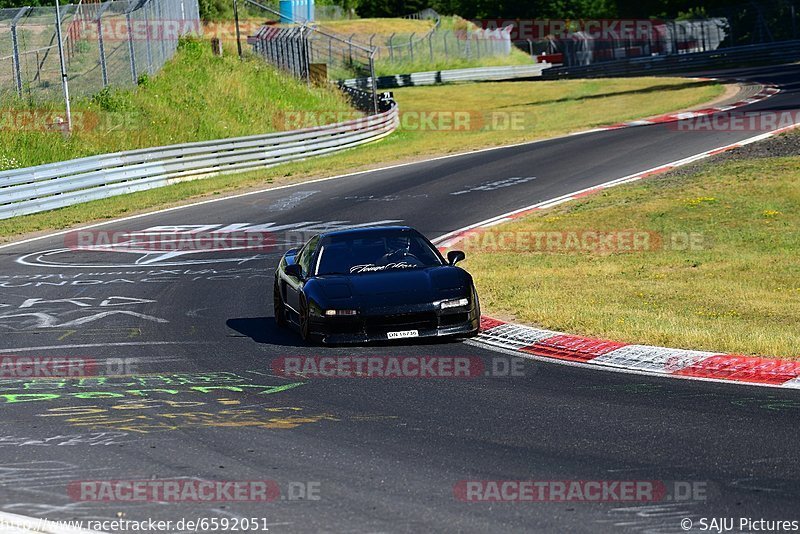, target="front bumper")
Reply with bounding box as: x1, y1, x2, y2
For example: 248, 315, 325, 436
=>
308, 302, 480, 344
